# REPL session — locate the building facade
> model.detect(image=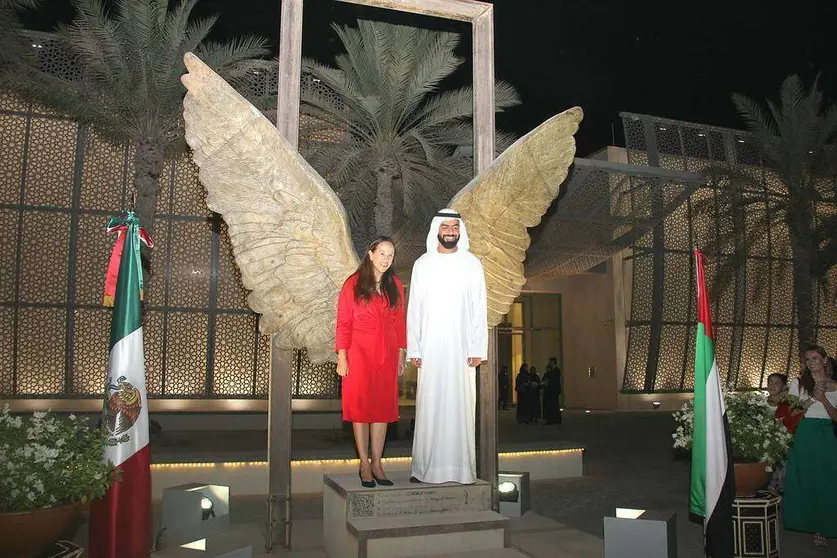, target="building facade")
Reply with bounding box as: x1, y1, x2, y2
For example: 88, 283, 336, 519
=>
2, 89, 835, 412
